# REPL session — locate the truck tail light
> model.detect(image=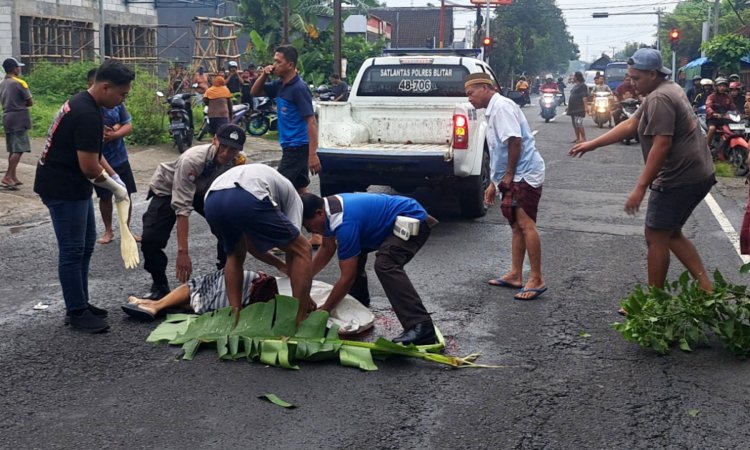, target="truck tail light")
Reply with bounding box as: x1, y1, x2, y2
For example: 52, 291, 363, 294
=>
452, 113, 469, 150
